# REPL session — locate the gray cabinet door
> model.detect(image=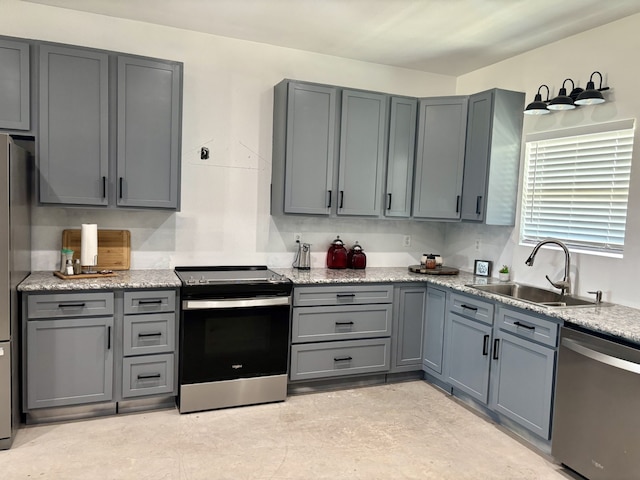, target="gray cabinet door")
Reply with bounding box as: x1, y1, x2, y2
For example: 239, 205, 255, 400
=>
446, 311, 492, 404
423, 286, 447, 376
0, 39, 30, 131
282, 82, 337, 215
337, 90, 387, 216
385, 97, 417, 218
39, 45, 109, 206
490, 331, 556, 439
413, 96, 468, 219
391, 286, 426, 372
117, 56, 181, 209
27, 317, 113, 409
